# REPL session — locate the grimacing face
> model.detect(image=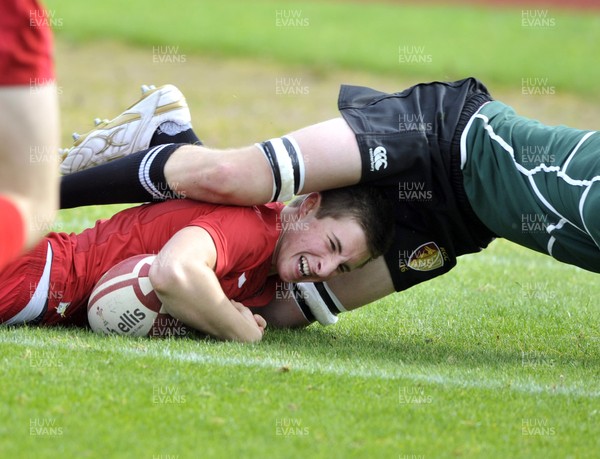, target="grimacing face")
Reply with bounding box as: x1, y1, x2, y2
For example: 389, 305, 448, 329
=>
272, 193, 371, 283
